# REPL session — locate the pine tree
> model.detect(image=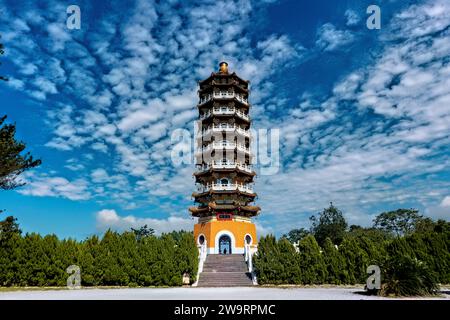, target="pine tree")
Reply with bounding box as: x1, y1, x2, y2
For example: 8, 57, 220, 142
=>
0, 116, 41, 191
322, 237, 347, 284
298, 235, 327, 284
175, 232, 198, 284
253, 235, 285, 284
310, 203, 347, 247
373, 209, 423, 237
339, 237, 370, 284
79, 236, 98, 286
278, 238, 302, 284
